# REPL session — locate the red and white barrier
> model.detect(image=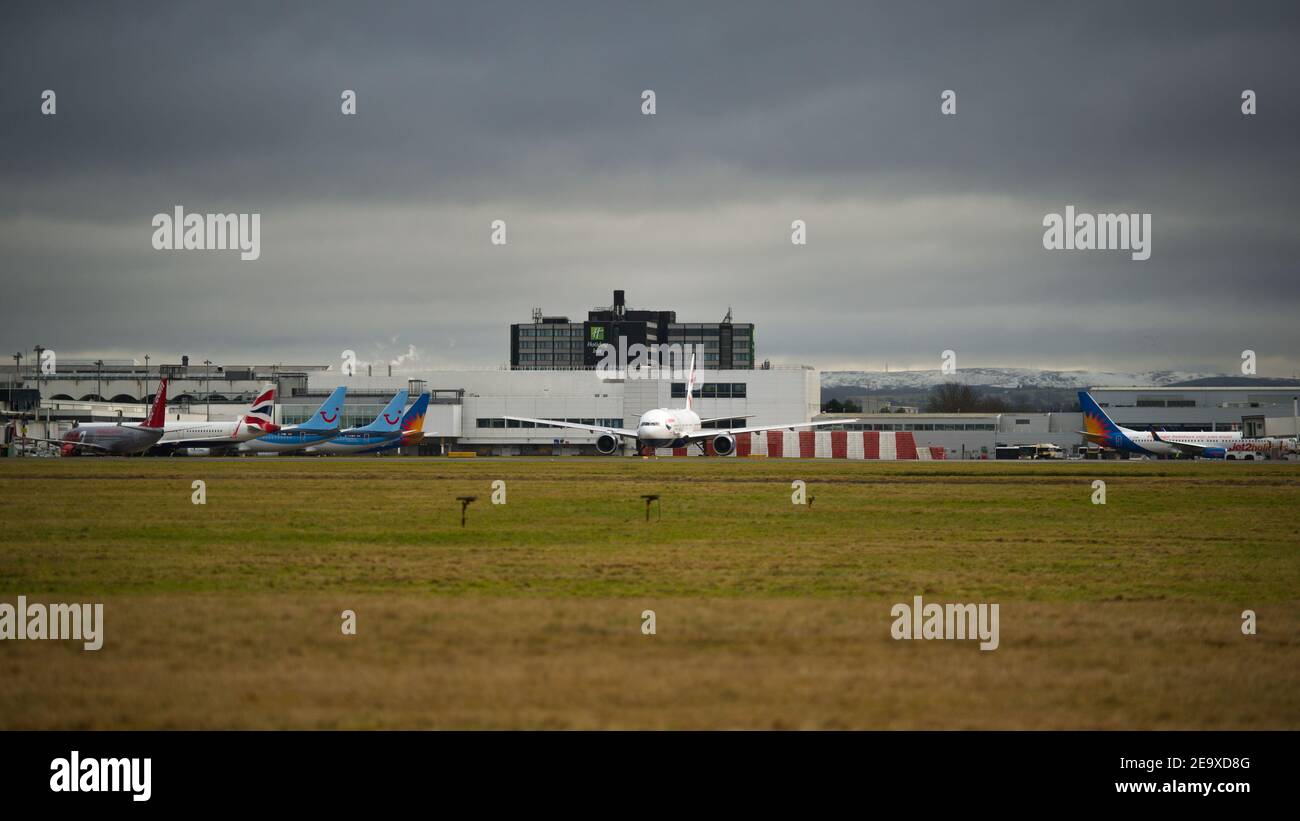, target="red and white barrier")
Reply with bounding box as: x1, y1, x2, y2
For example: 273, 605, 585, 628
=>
656, 431, 948, 459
